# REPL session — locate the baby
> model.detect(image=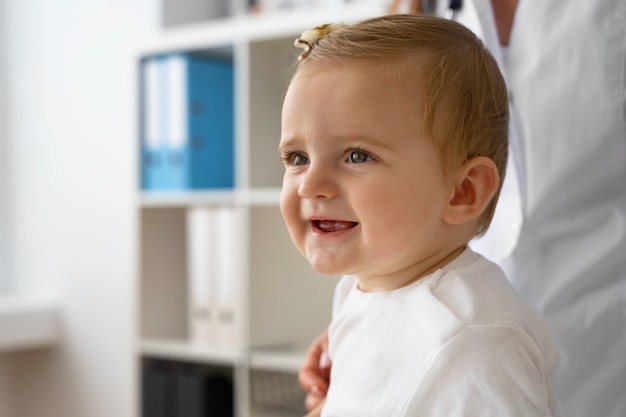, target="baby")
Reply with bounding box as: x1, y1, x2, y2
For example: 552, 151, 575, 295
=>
279, 14, 561, 416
